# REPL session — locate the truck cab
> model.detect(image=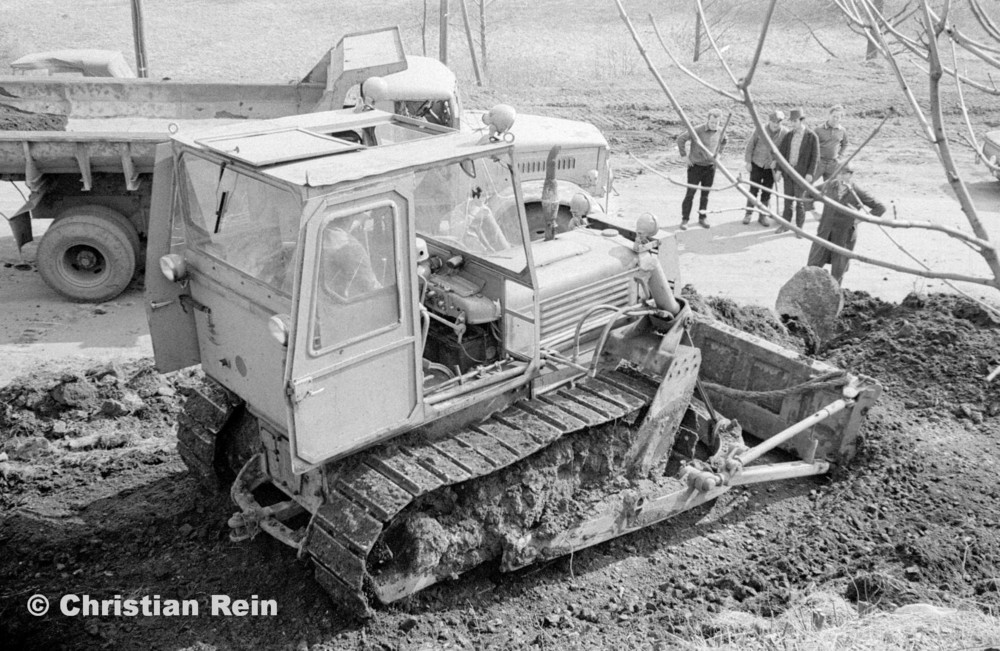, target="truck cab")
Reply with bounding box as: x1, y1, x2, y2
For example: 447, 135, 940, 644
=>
147, 107, 677, 473
362, 55, 615, 222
